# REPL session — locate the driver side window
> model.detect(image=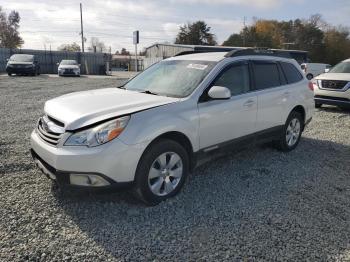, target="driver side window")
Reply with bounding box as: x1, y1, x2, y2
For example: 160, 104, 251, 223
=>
213, 62, 250, 96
